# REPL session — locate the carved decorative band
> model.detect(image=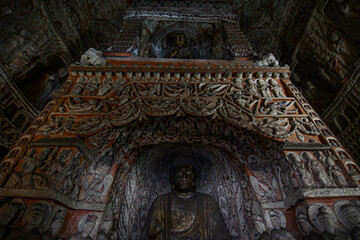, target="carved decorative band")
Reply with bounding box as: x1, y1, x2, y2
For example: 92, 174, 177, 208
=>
0, 188, 105, 211
282, 141, 331, 150
29, 137, 94, 161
